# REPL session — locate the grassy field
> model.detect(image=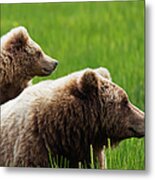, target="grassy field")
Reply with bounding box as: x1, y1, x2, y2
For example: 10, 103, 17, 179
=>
1, 1, 145, 170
